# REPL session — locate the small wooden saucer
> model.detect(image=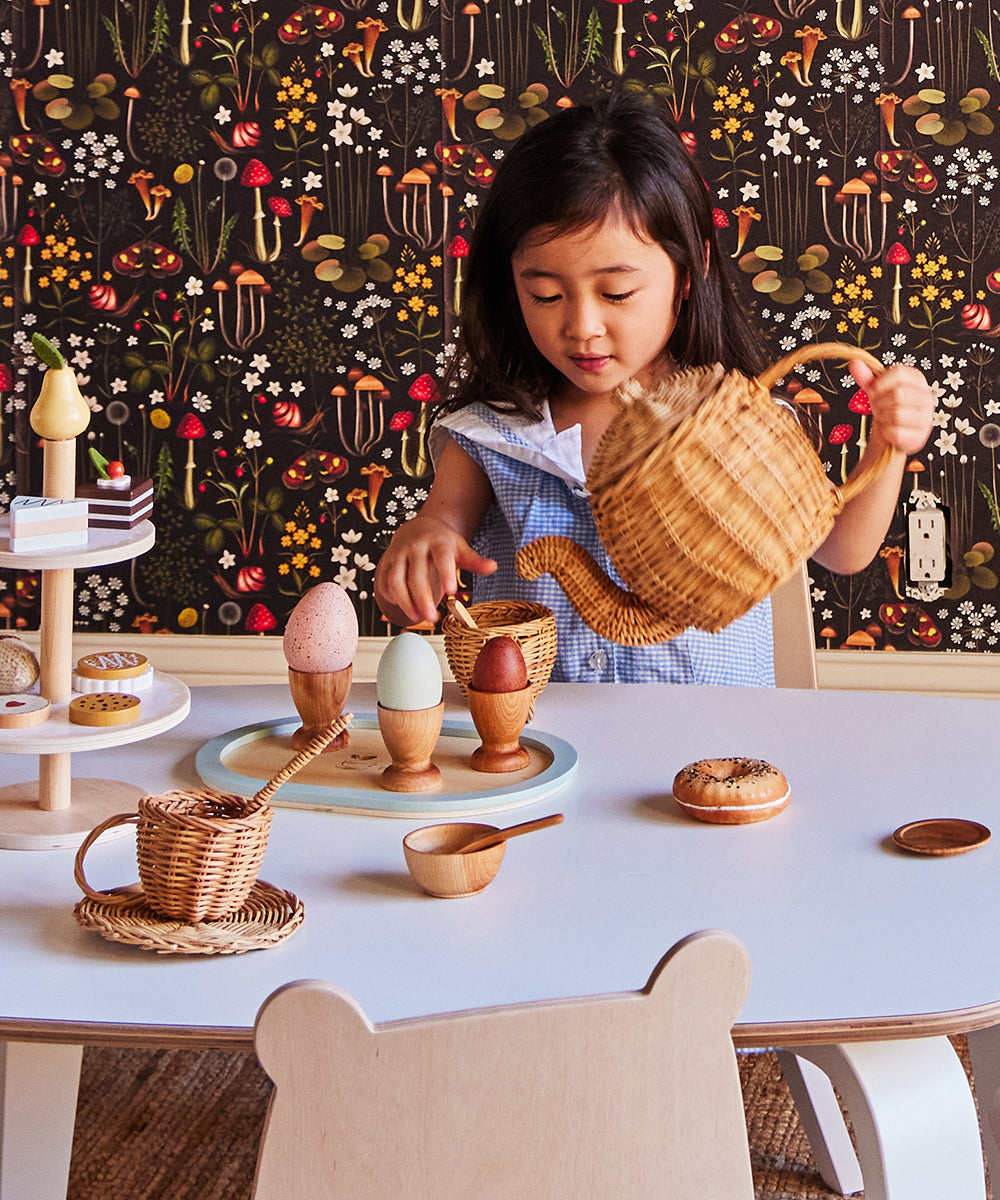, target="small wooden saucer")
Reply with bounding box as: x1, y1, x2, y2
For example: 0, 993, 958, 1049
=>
891, 818, 991, 857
